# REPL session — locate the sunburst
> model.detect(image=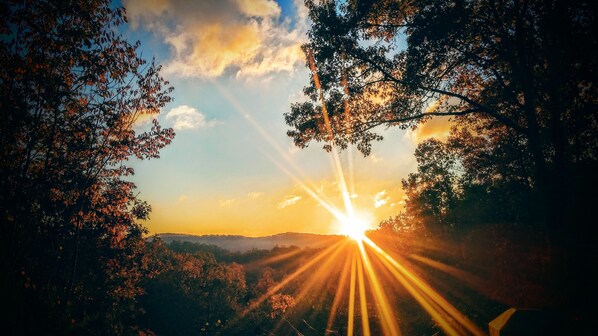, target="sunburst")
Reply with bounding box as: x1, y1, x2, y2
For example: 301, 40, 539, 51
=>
339, 214, 369, 241
215, 52, 486, 336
